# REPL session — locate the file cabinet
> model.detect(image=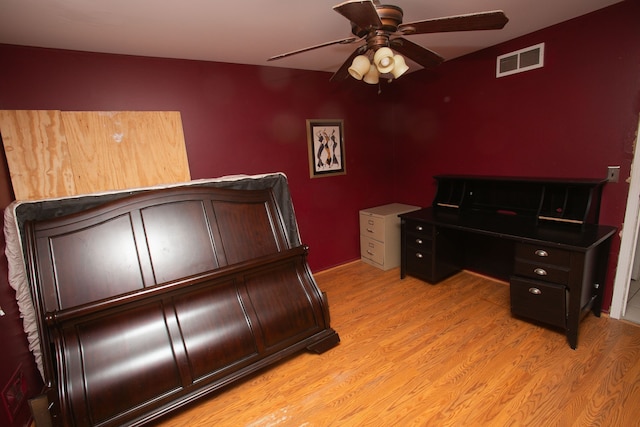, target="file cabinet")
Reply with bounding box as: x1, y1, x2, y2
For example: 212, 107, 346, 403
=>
360, 203, 419, 270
